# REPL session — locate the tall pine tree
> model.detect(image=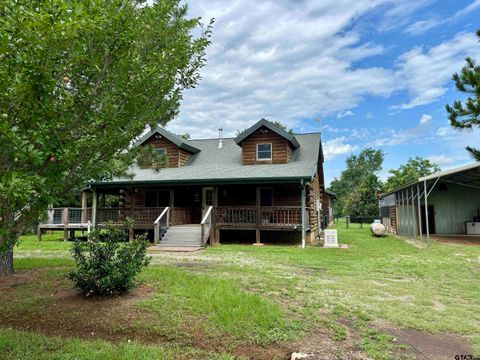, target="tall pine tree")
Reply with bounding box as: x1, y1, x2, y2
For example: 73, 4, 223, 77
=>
445, 29, 480, 161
